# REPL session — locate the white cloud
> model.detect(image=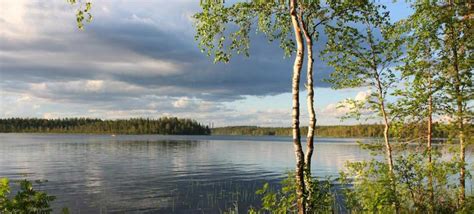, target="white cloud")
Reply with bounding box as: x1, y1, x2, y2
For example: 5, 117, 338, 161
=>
30, 83, 47, 91
85, 80, 104, 92
0, 0, 26, 24
101, 5, 110, 13
28, 80, 147, 98
92, 58, 182, 76
320, 89, 373, 119
17, 95, 32, 102
129, 14, 155, 25
355, 90, 371, 101
173, 97, 192, 108
0, 0, 29, 37
43, 112, 58, 119
171, 97, 223, 113
321, 103, 351, 117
